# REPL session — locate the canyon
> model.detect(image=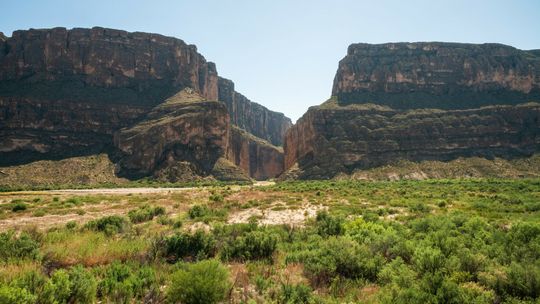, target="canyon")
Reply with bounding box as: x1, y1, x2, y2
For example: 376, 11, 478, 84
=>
1, 29, 539, 182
